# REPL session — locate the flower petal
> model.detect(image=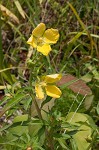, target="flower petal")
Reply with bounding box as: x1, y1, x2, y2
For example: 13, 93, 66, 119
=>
32, 23, 46, 38
43, 28, 59, 44
37, 44, 51, 56
43, 74, 62, 83
45, 85, 62, 98
27, 35, 37, 48
35, 84, 44, 99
